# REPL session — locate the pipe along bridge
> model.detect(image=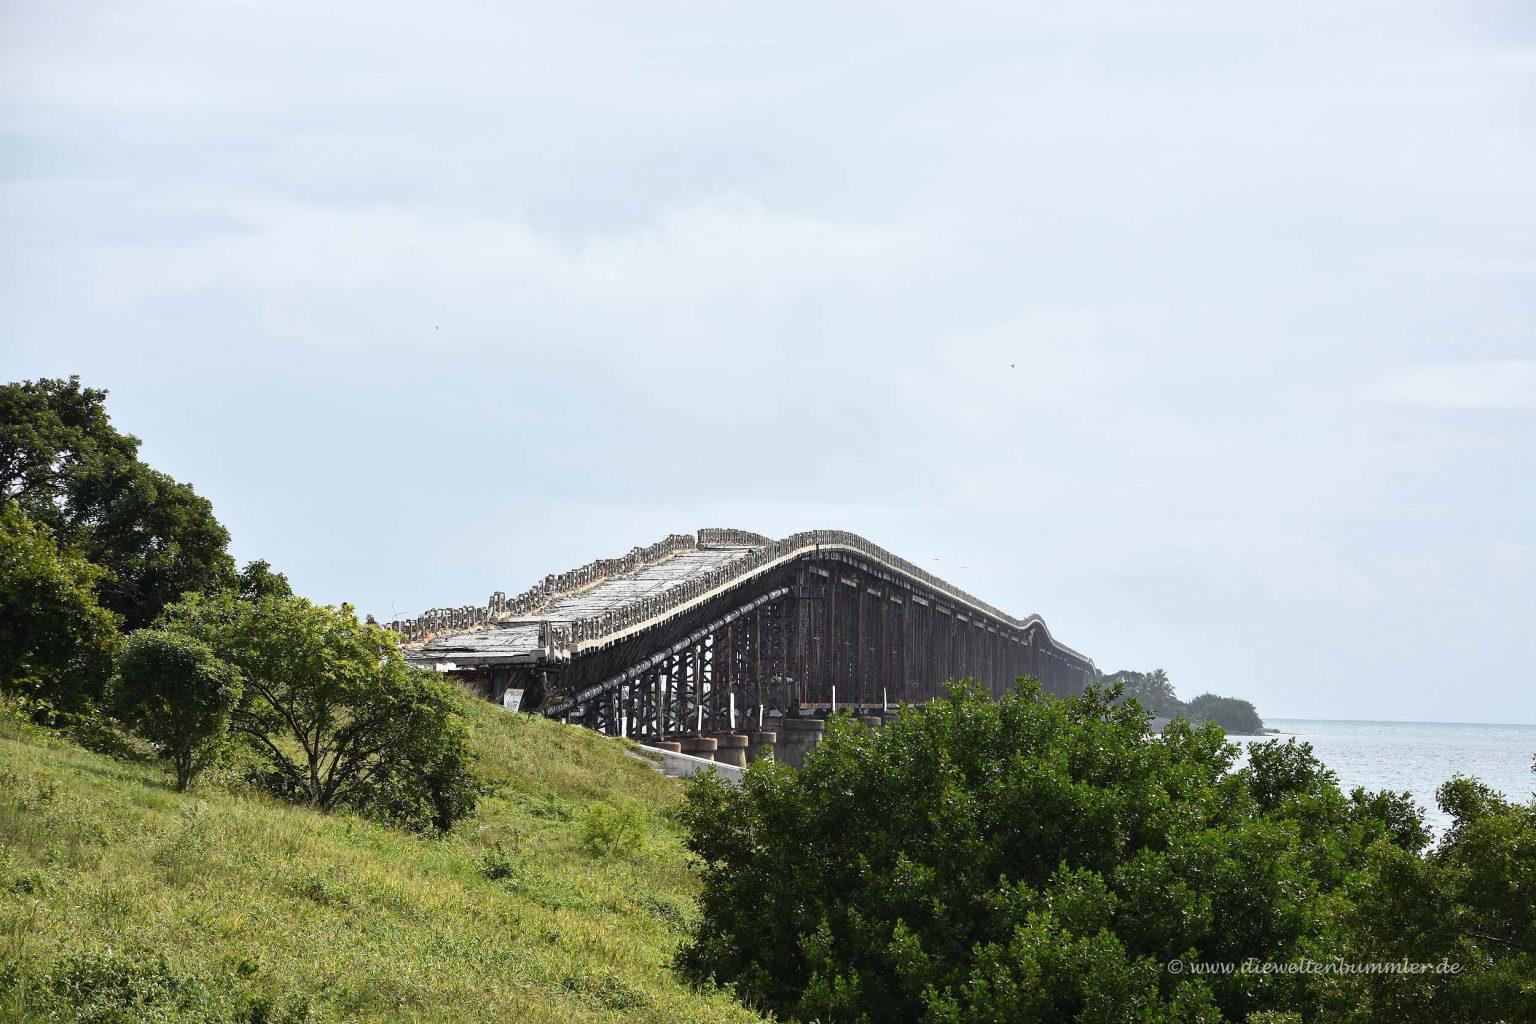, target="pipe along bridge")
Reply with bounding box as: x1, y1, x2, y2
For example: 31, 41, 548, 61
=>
392, 529, 1094, 766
